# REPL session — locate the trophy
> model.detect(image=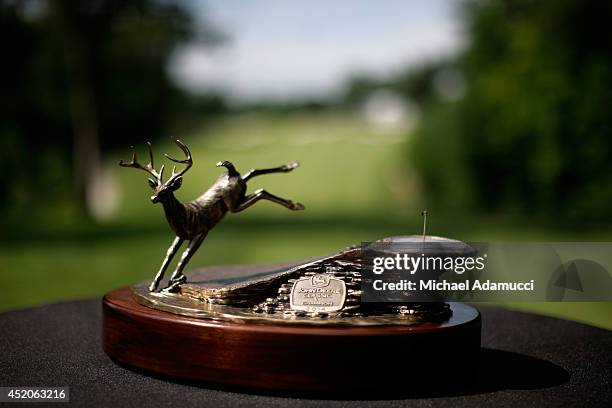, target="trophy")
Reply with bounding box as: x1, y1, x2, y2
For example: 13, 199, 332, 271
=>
103, 140, 481, 394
